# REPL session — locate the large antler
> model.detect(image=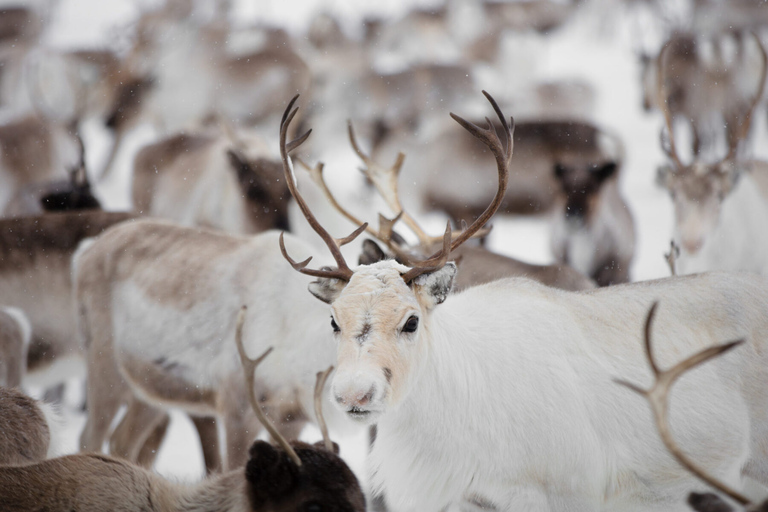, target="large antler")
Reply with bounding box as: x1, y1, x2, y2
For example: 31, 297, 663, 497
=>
721, 32, 768, 164
294, 158, 417, 265
347, 123, 490, 248
400, 90, 514, 282
234, 306, 302, 466
614, 302, 749, 505
656, 39, 686, 171
278, 95, 367, 282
